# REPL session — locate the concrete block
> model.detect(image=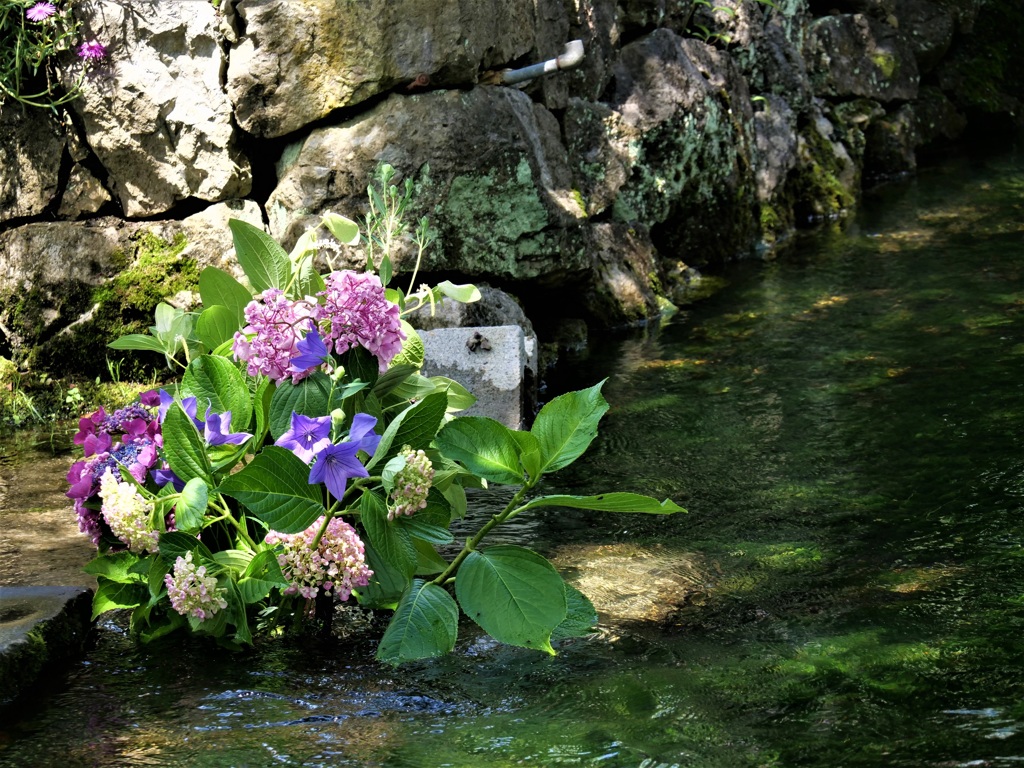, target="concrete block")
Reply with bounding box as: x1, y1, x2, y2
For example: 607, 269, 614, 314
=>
0, 586, 93, 707
419, 325, 534, 429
